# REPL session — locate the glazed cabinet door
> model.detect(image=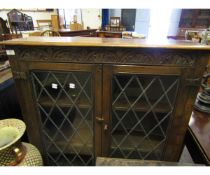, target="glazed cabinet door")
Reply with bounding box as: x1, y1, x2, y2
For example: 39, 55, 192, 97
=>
26, 62, 102, 166
102, 64, 194, 161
